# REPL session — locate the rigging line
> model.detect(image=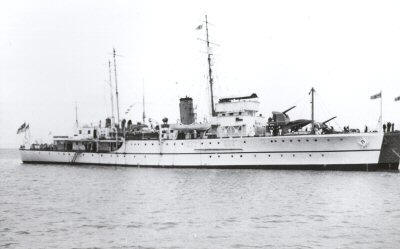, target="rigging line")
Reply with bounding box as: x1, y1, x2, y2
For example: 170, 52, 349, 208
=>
315, 92, 343, 130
